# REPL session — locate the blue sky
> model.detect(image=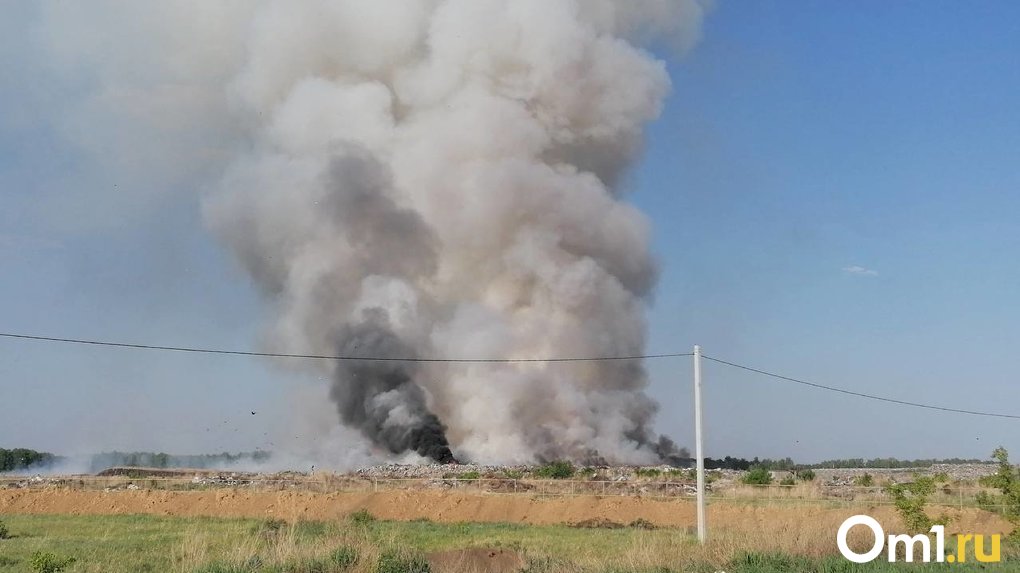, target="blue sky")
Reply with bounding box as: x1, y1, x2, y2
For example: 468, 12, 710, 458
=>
636, 0, 1020, 461
1, 1, 1018, 462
